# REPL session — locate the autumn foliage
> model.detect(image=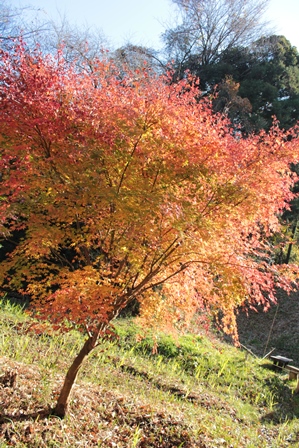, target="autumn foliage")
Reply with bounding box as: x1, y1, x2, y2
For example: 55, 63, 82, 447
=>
1, 42, 299, 415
